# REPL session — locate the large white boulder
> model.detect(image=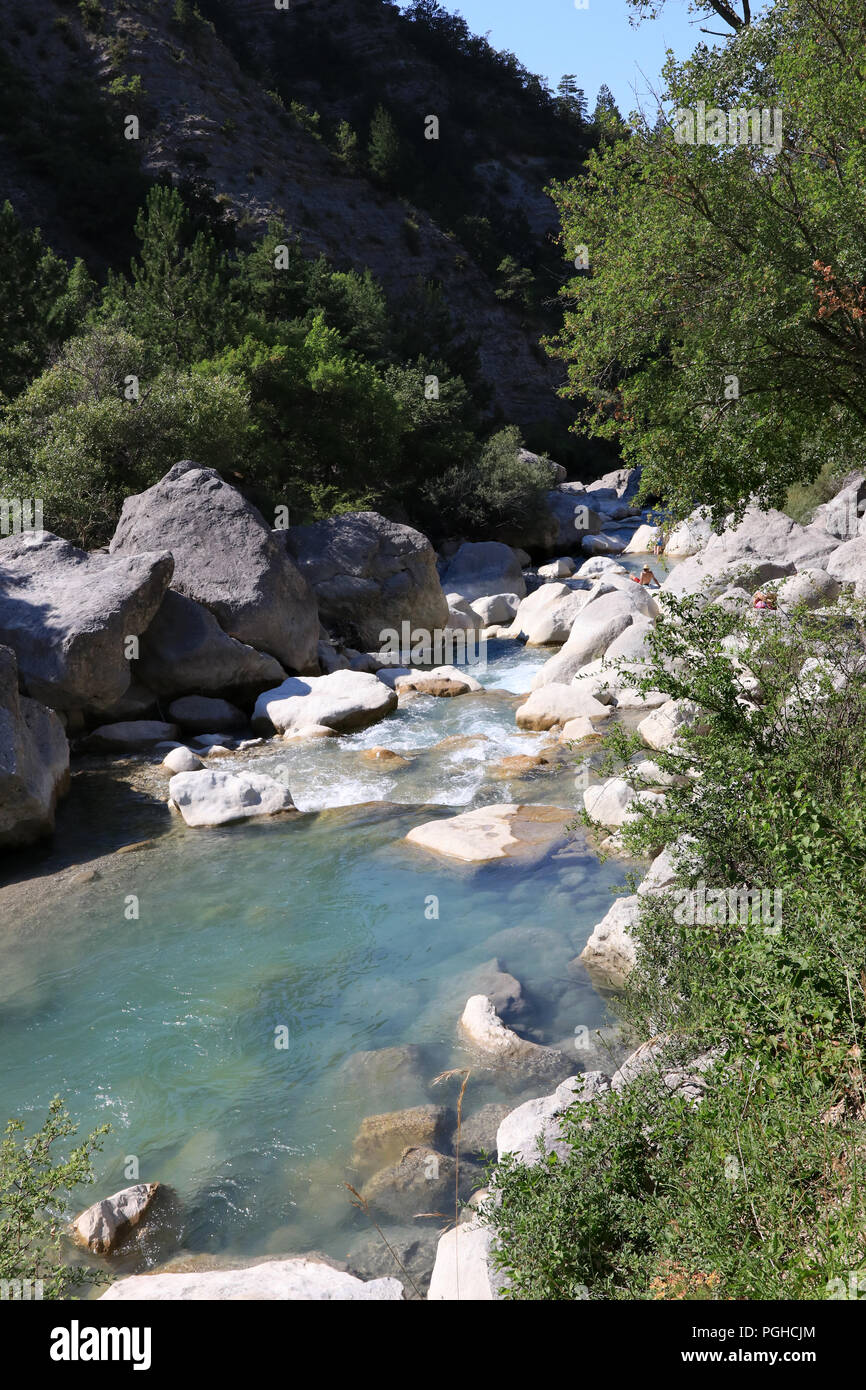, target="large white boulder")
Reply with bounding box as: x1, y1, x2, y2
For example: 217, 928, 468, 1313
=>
664, 510, 713, 557
579, 895, 641, 988
168, 769, 294, 827
583, 777, 665, 828
662, 506, 837, 598
101, 1259, 403, 1301
623, 523, 662, 554
516, 683, 612, 730
252, 670, 397, 735
441, 542, 526, 603
825, 536, 866, 593
775, 568, 841, 610
532, 588, 657, 688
